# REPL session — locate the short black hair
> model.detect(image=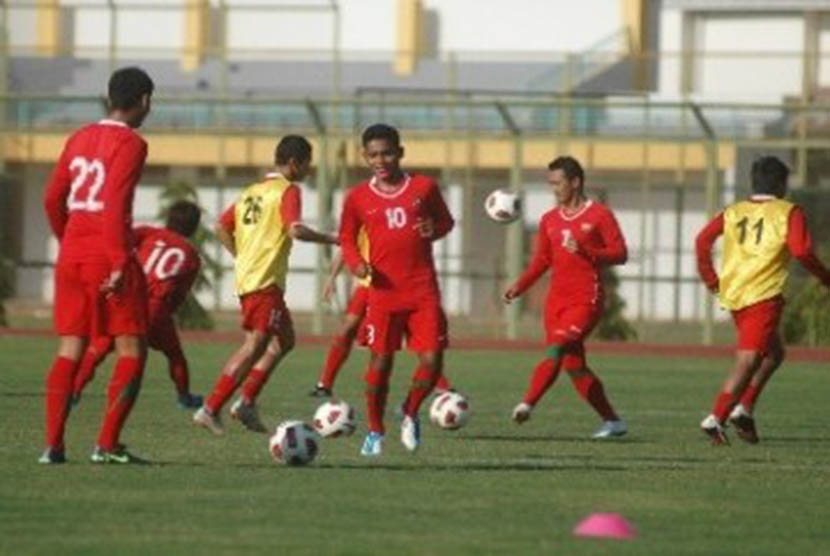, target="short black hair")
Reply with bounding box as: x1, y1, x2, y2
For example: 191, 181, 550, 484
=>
750, 156, 789, 197
362, 123, 400, 148
274, 135, 312, 165
548, 155, 585, 187
165, 200, 201, 238
108, 67, 154, 110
